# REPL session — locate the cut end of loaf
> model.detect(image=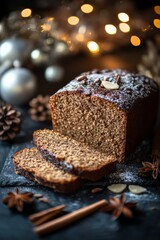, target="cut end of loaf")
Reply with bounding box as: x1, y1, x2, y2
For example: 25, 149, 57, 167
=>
33, 129, 117, 181
13, 148, 83, 193
50, 93, 126, 161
